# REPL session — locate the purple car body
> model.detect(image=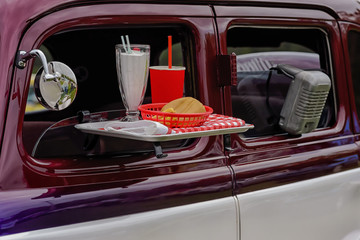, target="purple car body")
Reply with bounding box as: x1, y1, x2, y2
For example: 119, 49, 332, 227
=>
0, 0, 360, 239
